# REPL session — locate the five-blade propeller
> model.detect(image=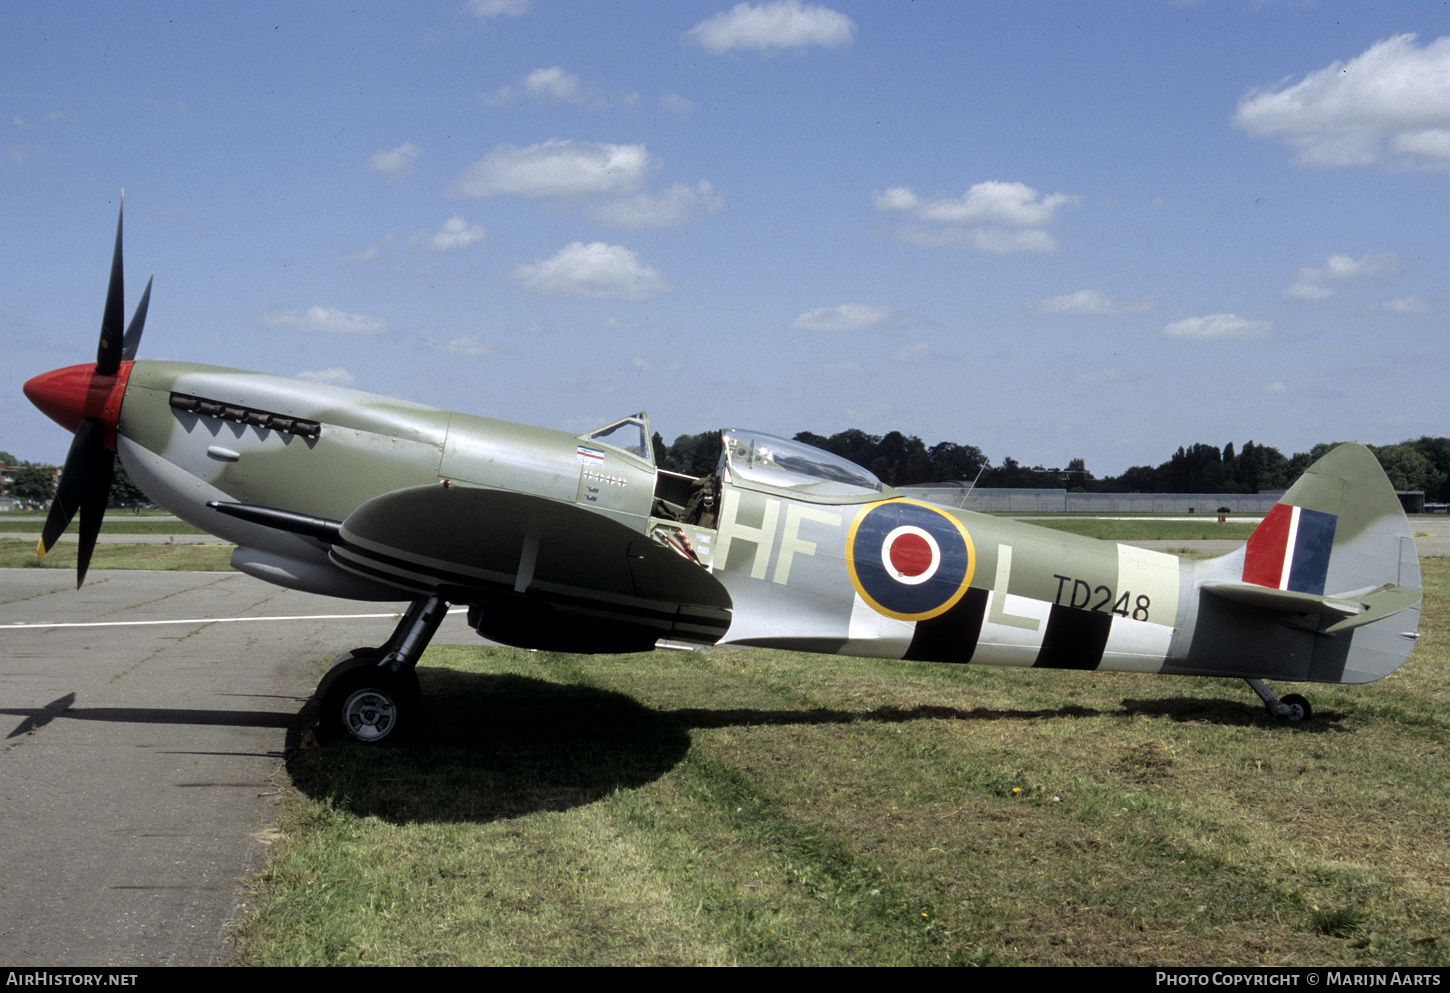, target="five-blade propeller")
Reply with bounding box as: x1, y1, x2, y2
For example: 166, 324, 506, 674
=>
33, 195, 151, 586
